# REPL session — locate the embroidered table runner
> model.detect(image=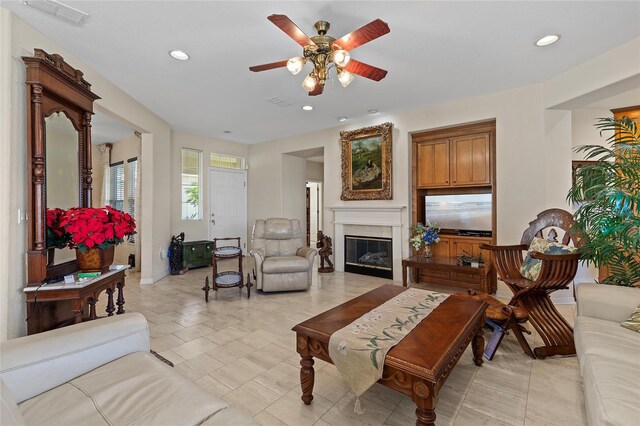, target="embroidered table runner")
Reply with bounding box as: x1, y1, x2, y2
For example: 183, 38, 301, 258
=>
328, 288, 449, 413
